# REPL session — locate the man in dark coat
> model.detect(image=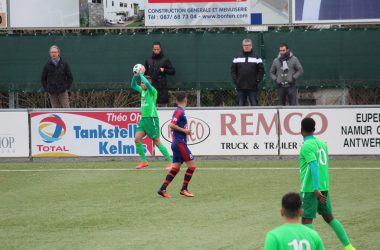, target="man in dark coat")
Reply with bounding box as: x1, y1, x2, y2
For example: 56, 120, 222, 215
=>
231, 38, 265, 106
145, 42, 176, 106
41, 45, 73, 108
